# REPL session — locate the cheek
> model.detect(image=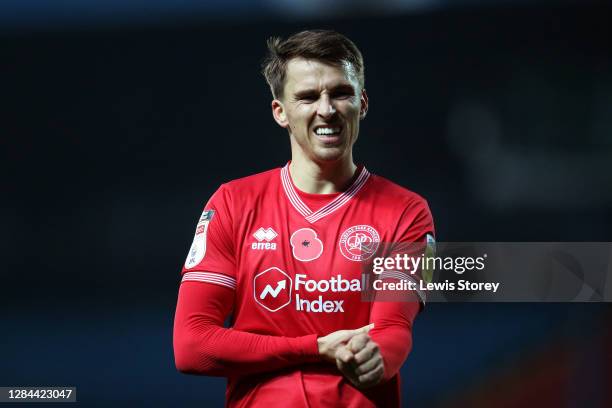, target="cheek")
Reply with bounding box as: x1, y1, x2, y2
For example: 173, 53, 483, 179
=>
295, 110, 315, 130
340, 101, 361, 117
285, 111, 311, 134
